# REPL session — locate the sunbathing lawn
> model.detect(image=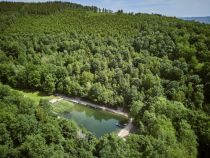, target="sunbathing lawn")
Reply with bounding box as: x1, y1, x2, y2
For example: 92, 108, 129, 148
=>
13, 89, 56, 105
52, 100, 77, 113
